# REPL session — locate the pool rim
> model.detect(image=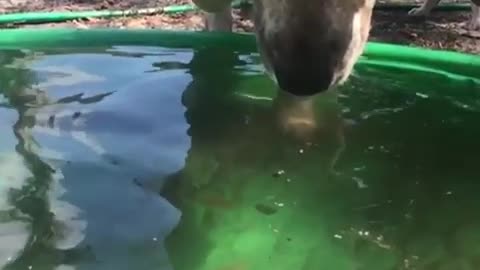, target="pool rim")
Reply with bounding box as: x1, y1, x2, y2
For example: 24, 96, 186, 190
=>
0, 28, 478, 84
